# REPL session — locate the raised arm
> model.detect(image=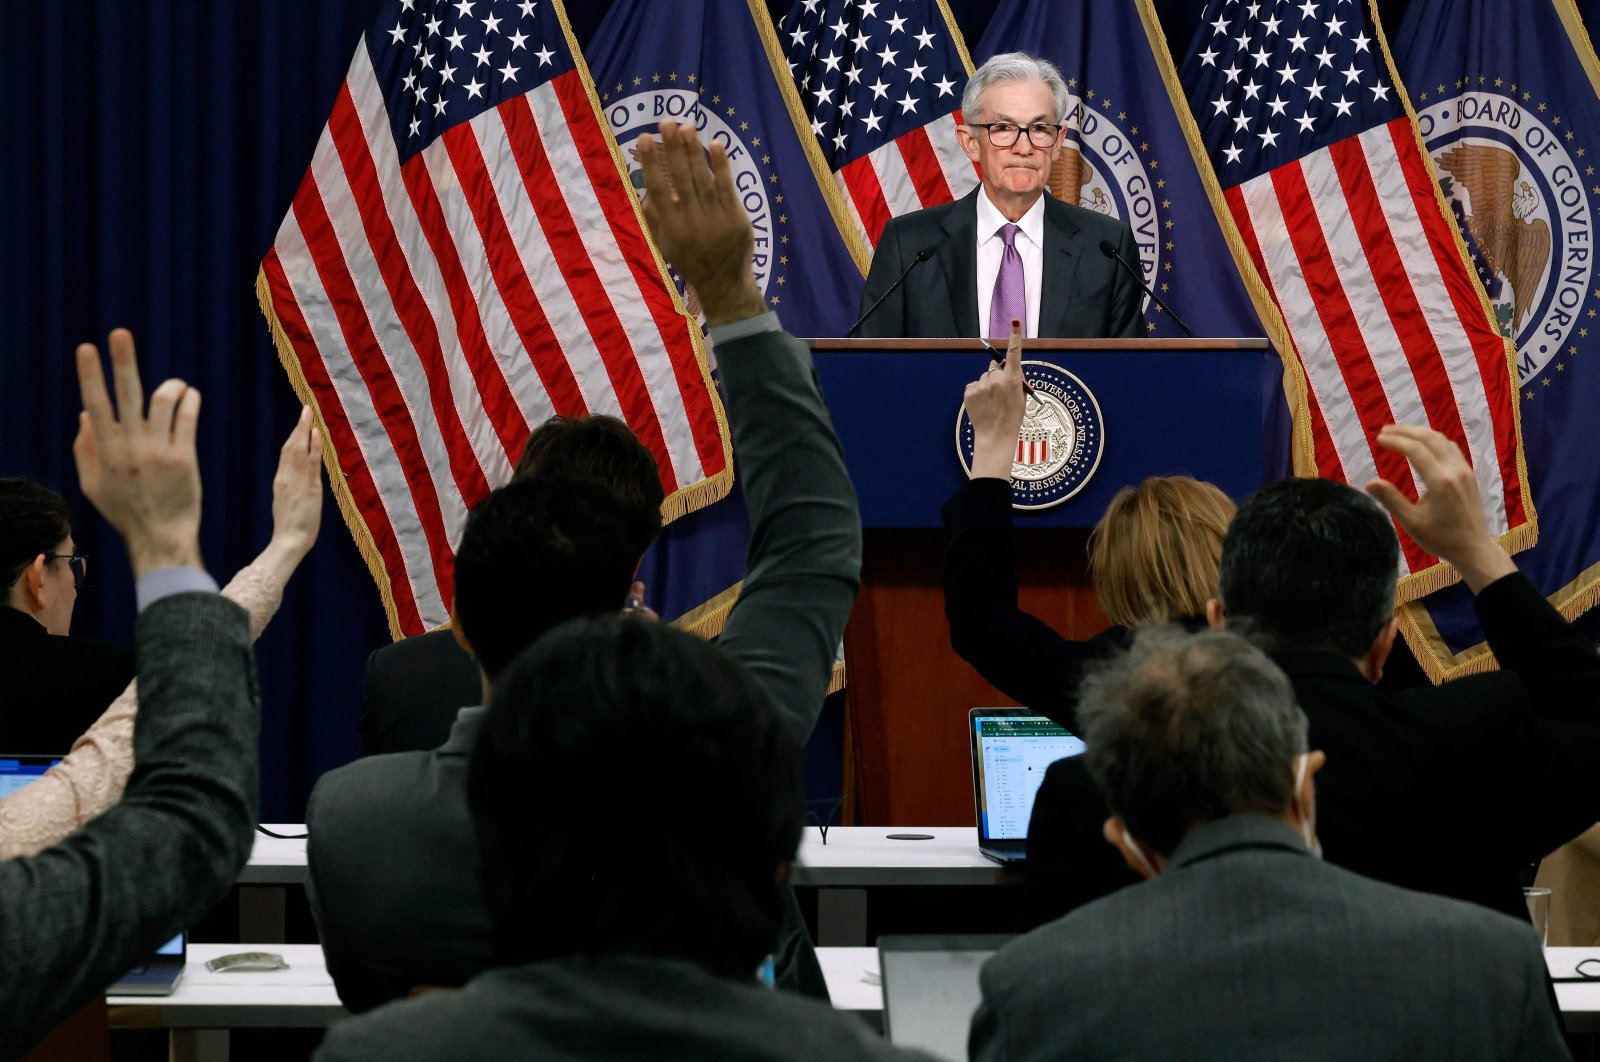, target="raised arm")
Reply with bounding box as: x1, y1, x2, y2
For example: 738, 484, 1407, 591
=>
0, 330, 261, 1050
637, 122, 861, 739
